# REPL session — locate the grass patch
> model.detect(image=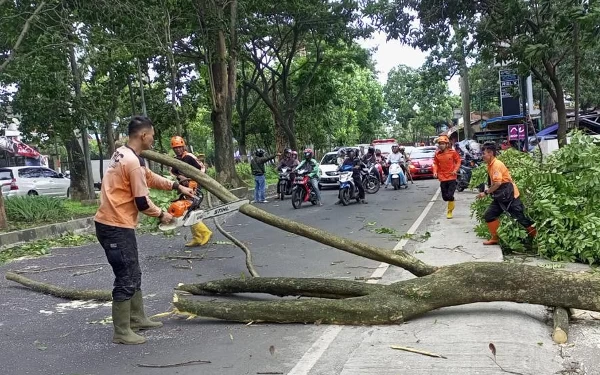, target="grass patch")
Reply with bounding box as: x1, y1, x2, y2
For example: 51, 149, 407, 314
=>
0, 233, 97, 264
1, 197, 99, 233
